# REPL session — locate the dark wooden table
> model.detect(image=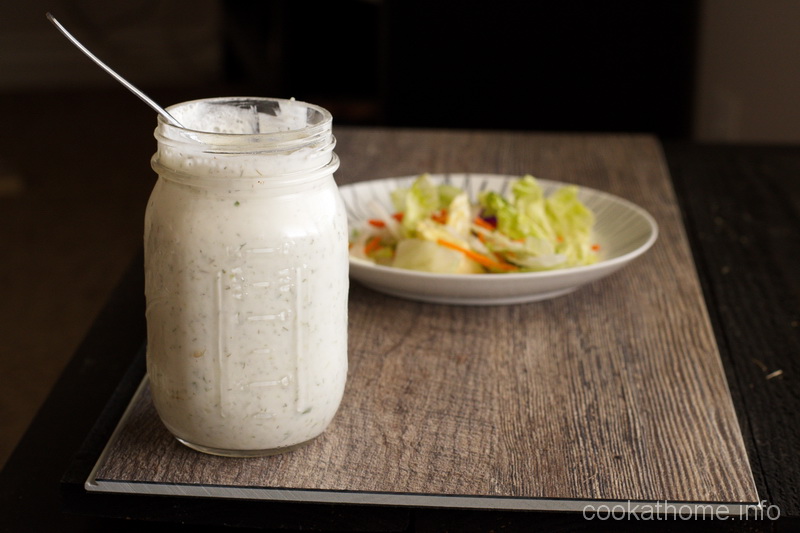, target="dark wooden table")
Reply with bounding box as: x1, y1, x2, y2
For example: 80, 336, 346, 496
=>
0, 131, 797, 532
